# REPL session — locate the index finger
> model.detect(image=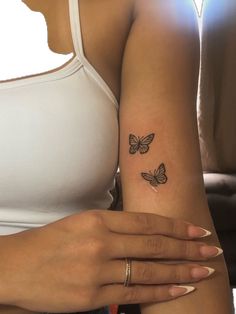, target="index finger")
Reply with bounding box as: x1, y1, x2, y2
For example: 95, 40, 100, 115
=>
101, 210, 211, 240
